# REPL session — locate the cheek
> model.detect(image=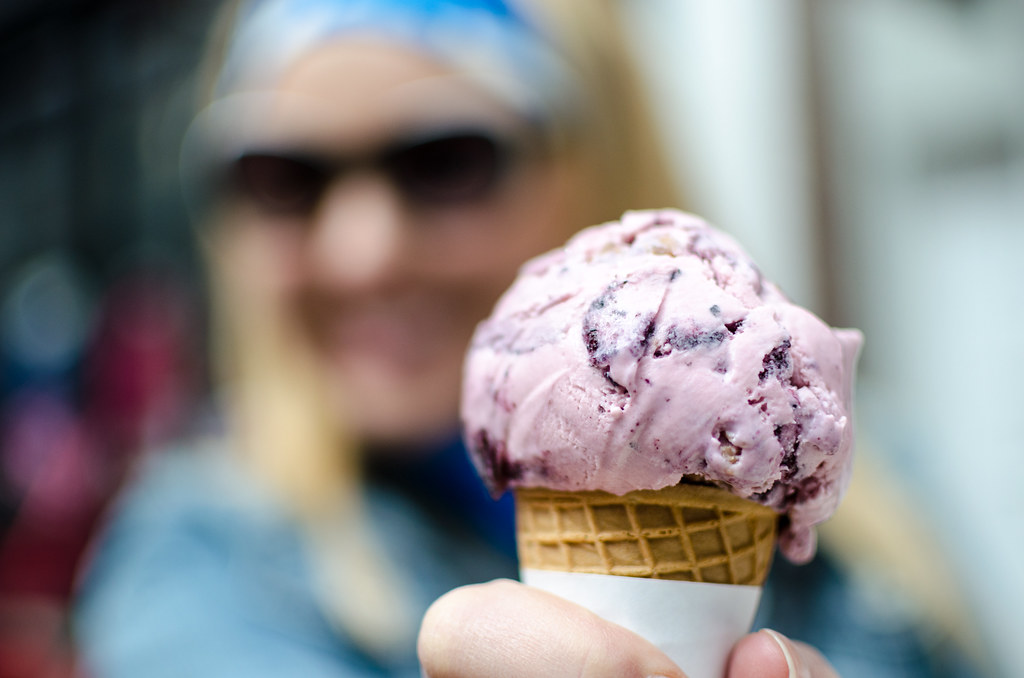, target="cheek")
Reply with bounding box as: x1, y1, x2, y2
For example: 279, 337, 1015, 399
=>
216, 219, 309, 300
403, 163, 588, 367
419, 160, 586, 294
